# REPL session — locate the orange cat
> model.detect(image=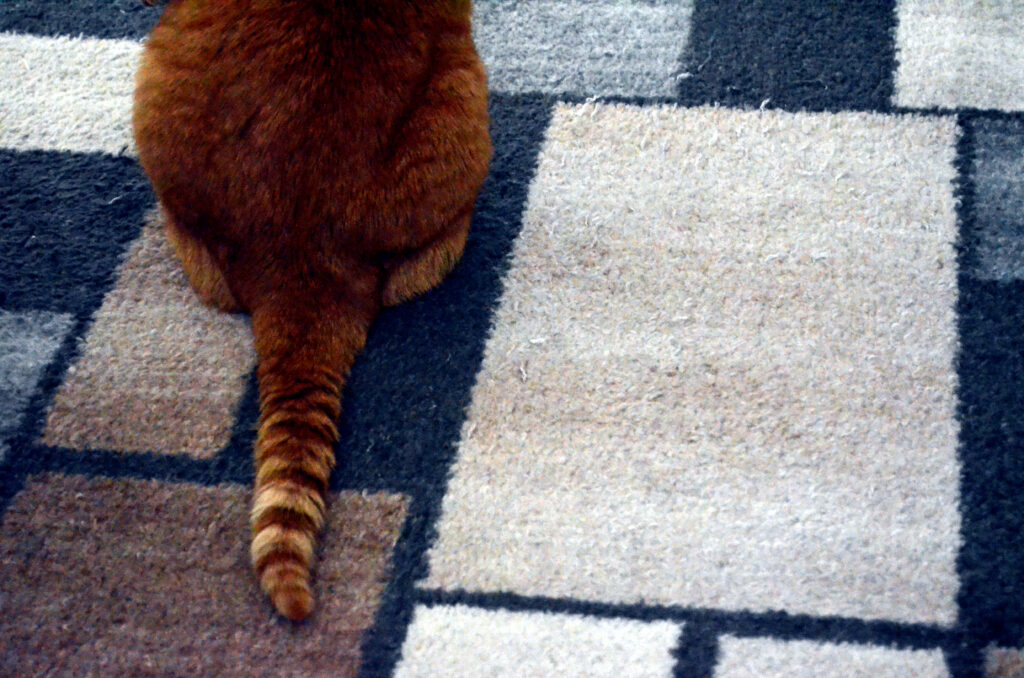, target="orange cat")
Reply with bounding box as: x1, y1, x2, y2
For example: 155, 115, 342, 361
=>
132, 0, 491, 620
